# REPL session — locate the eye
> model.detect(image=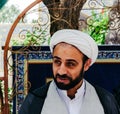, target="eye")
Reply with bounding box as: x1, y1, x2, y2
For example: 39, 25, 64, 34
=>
66, 61, 76, 68
53, 59, 61, 66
